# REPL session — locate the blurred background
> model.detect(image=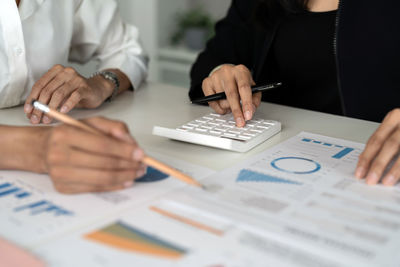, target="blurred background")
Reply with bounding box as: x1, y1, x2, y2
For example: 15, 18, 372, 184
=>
72, 0, 231, 89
